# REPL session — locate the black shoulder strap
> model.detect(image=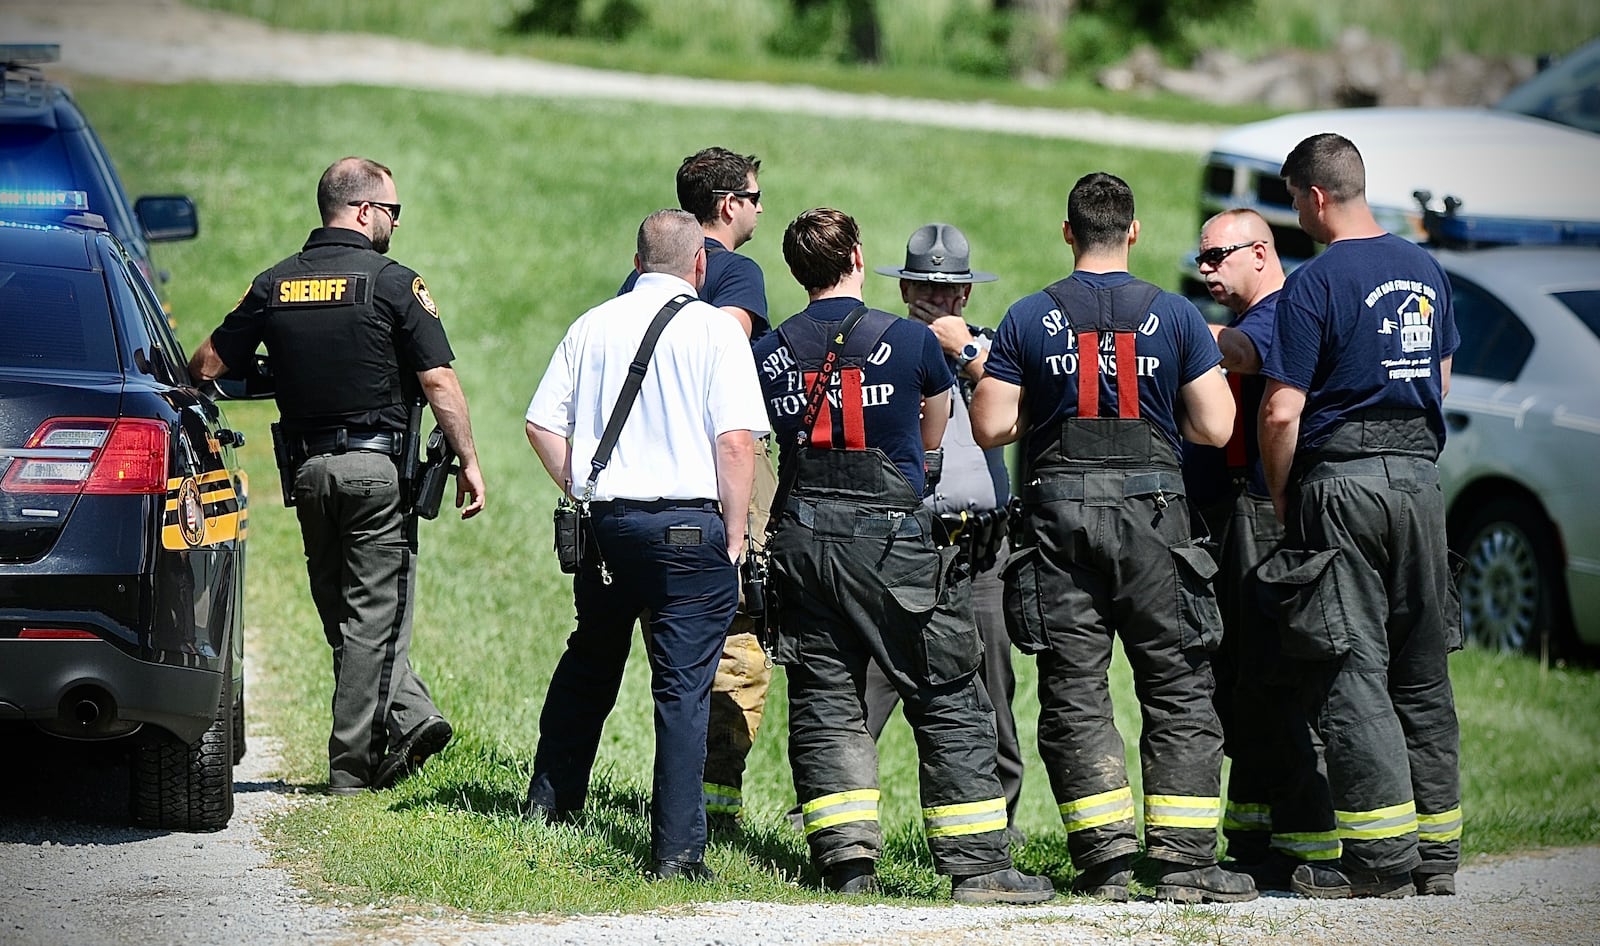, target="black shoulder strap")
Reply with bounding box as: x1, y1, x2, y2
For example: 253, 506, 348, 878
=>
1042, 276, 1162, 334
1042, 276, 1162, 419
582, 293, 694, 500
766, 304, 871, 534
